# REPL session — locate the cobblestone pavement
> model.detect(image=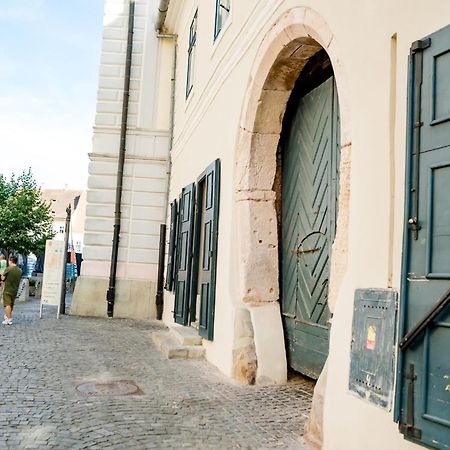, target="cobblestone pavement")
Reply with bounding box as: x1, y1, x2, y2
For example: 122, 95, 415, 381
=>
0, 299, 314, 450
